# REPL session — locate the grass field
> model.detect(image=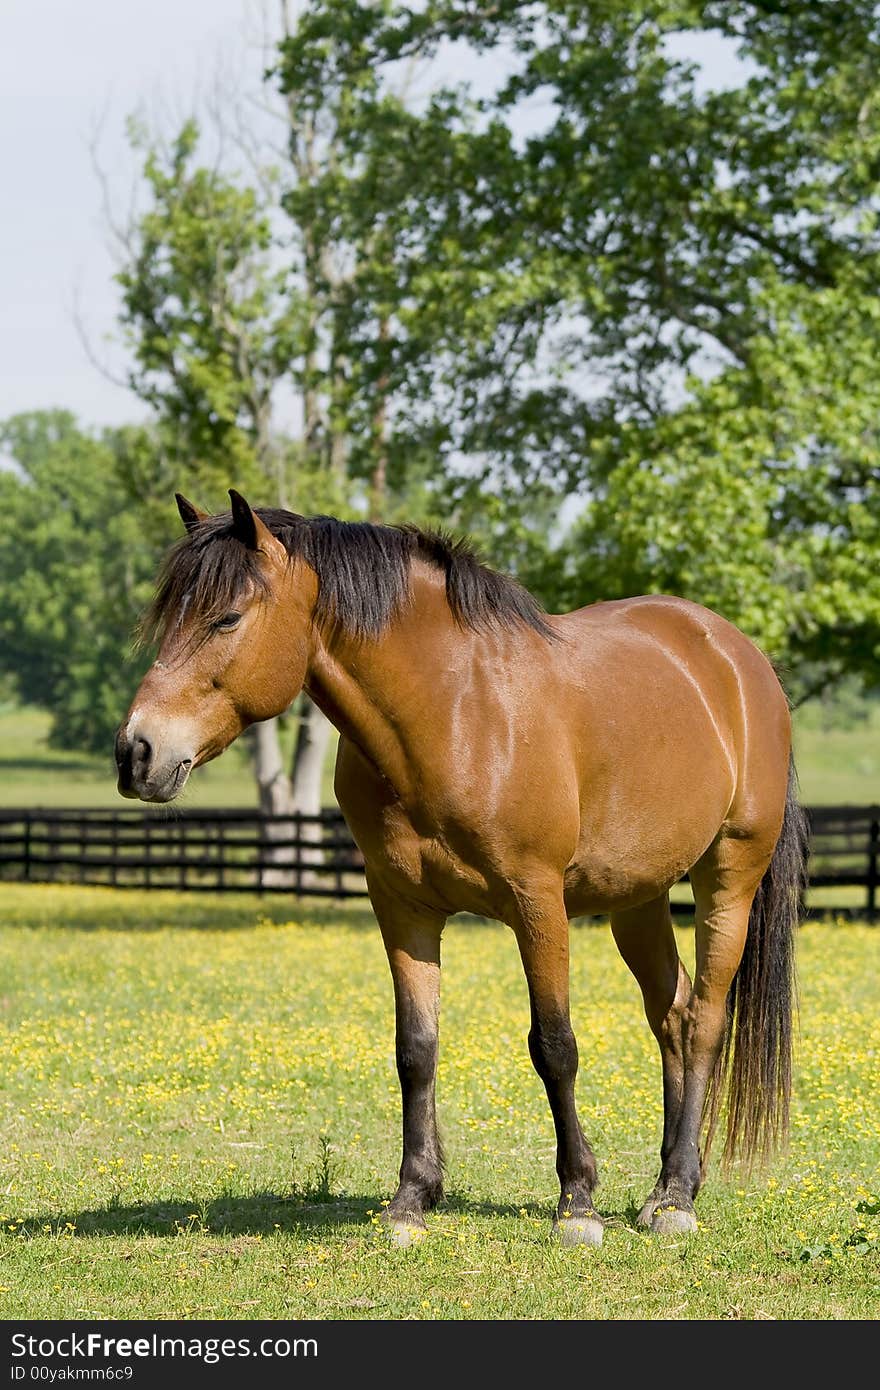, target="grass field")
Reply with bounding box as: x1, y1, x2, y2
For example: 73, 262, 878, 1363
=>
2, 699, 879, 810
0, 885, 877, 1321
